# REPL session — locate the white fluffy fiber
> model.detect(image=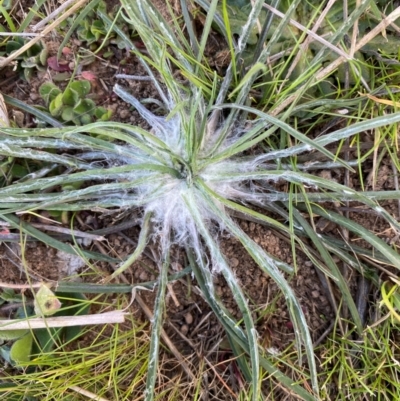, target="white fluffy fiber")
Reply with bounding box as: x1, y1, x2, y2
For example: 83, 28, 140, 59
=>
112, 84, 263, 251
